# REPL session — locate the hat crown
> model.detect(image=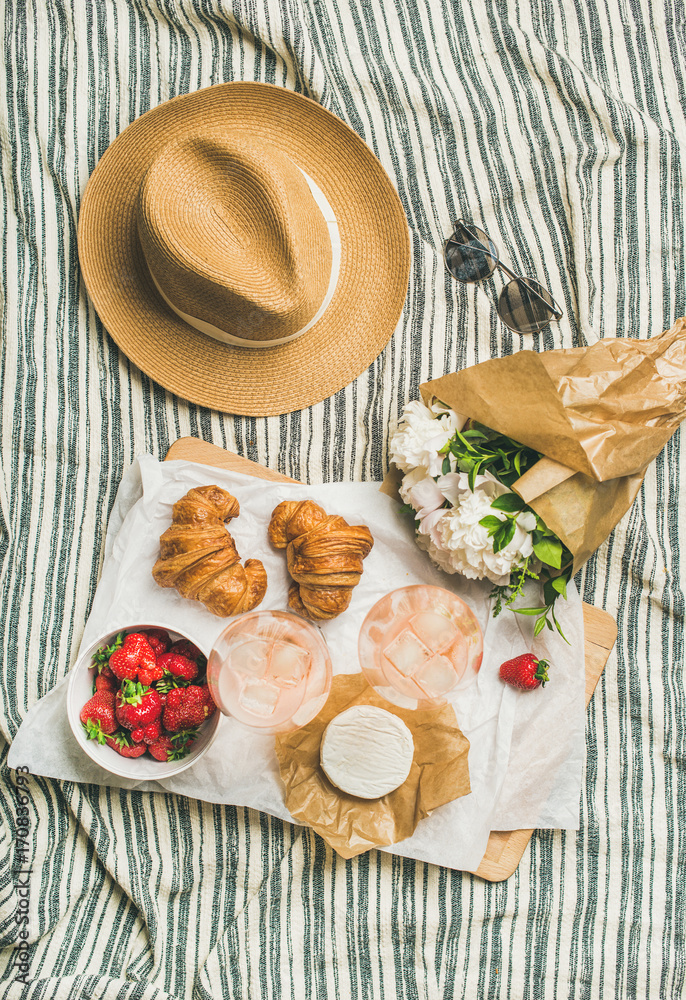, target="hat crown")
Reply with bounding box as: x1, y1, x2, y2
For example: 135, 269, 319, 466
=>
136, 134, 333, 344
